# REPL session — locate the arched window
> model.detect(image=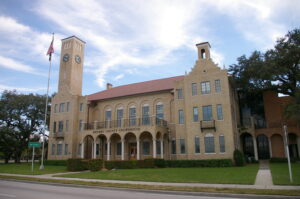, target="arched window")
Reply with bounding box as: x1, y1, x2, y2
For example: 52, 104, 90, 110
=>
201, 49, 206, 59
142, 104, 150, 125
156, 102, 164, 125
